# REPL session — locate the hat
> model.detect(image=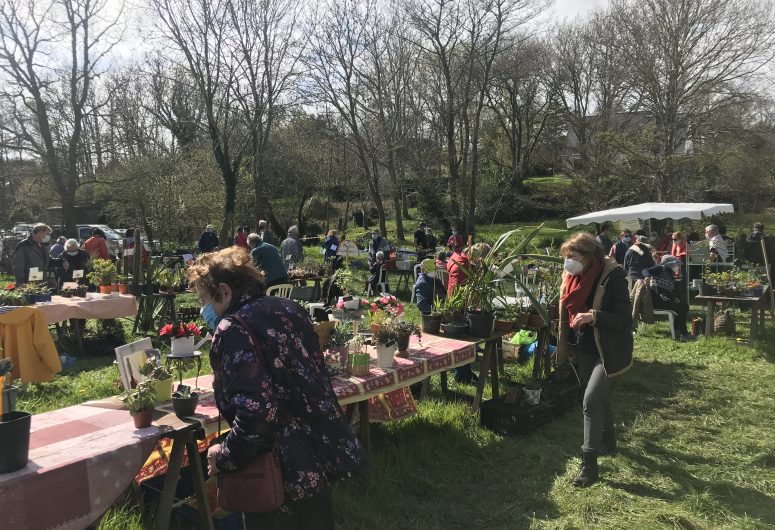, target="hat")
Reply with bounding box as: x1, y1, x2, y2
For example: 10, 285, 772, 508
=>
661, 254, 681, 267
206, 224, 215, 231
636, 235, 649, 243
